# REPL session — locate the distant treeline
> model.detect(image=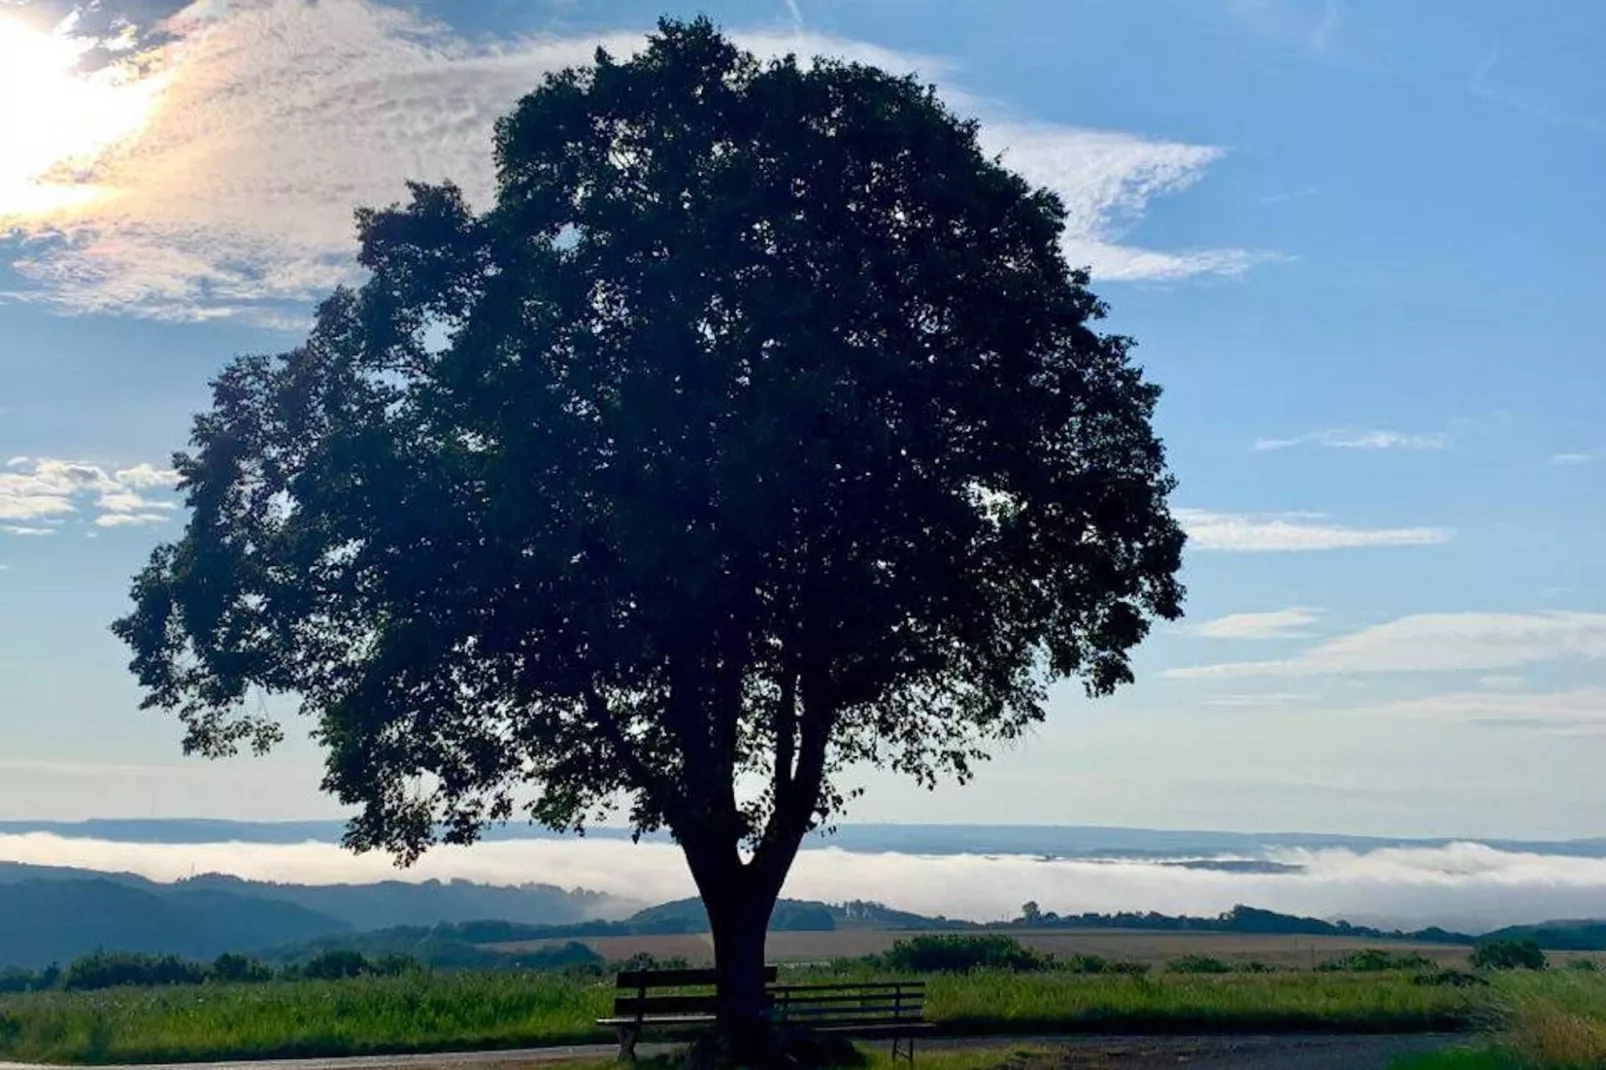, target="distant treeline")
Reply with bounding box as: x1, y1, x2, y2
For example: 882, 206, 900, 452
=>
1009, 903, 1477, 945
0, 943, 607, 995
